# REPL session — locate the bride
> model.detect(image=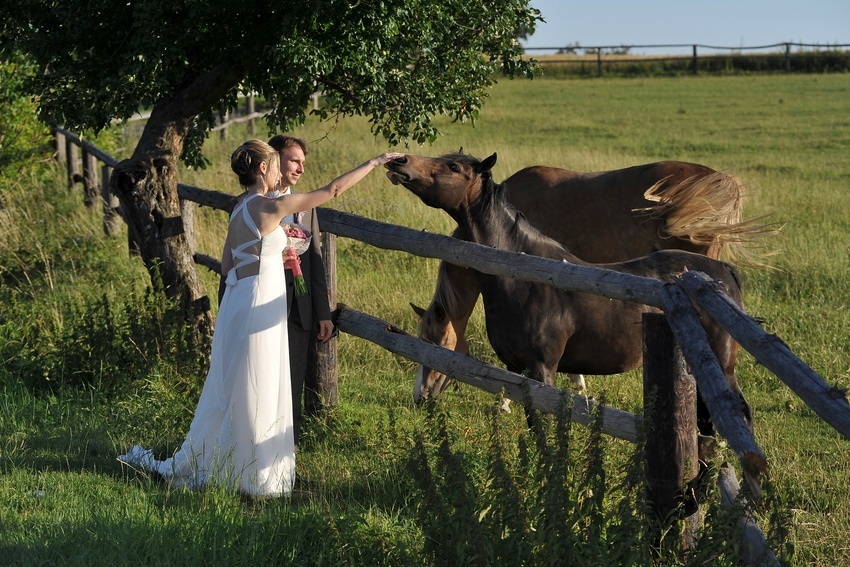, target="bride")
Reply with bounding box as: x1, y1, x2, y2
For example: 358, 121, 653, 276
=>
120, 140, 403, 497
